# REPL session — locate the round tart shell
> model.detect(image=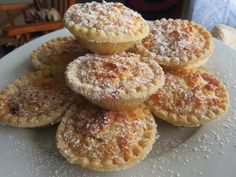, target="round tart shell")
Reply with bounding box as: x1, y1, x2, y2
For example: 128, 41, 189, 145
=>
31, 36, 87, 70
56, 103, 157, 171
146, 68, 229, 127
0, 70, 75, 128
75, 37, 138, 55
65, 53, 165, 110
134, 19, 214, 69
31, 36, 88, 81
64, 3, 149, 54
